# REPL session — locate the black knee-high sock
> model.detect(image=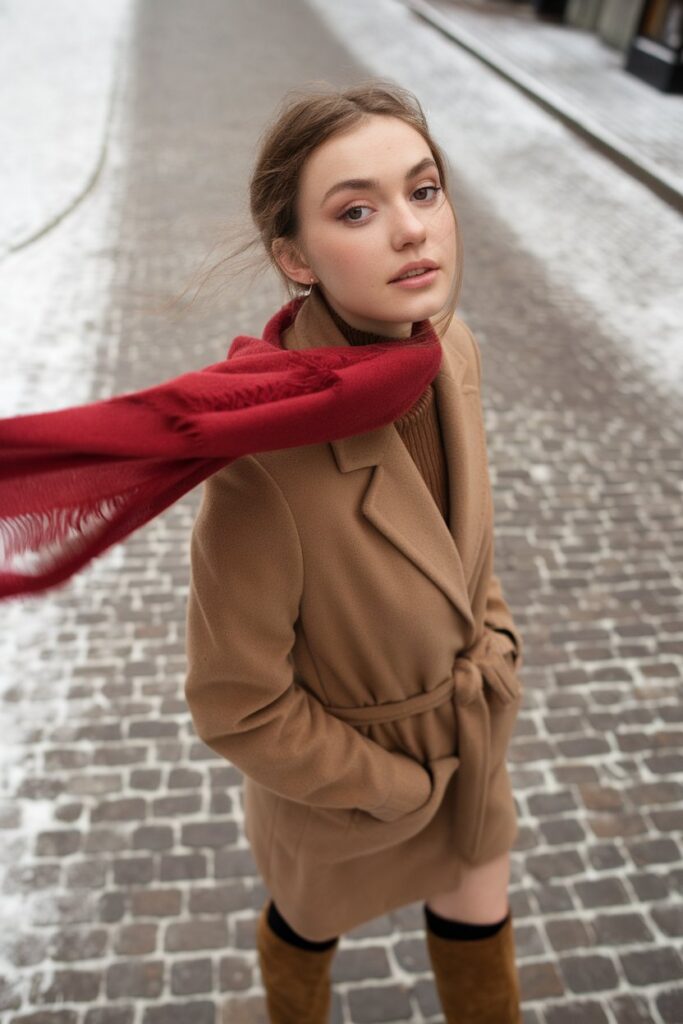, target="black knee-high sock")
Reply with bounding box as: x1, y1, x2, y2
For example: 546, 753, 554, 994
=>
424, 901, 510, 940
266, 900, 339, 951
